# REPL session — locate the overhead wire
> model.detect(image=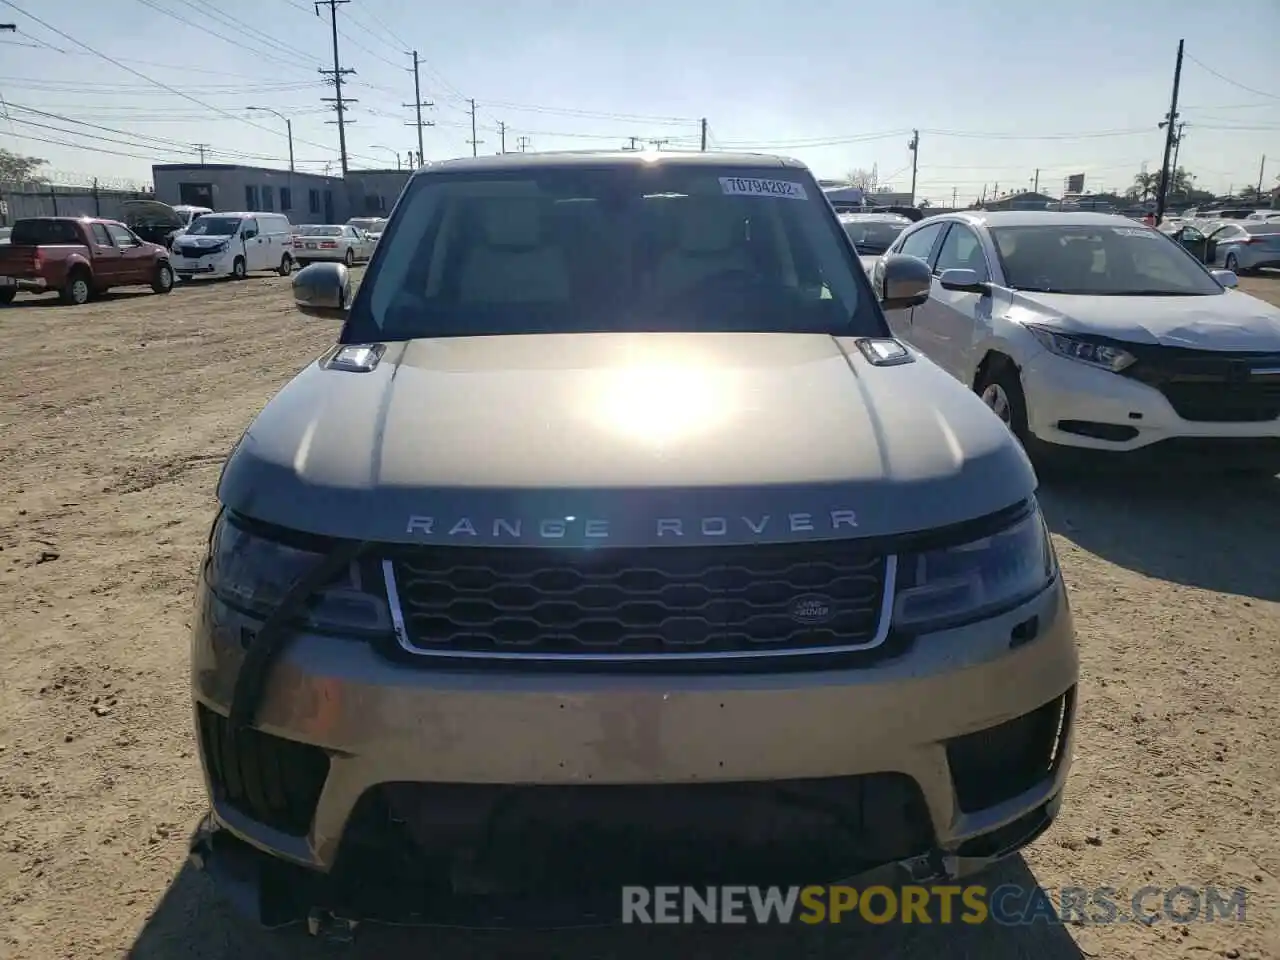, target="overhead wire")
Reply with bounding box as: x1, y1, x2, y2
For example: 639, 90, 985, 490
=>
130, 0, 319, 73
1183, 54, 1280, 103
0, 0, 382, 164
